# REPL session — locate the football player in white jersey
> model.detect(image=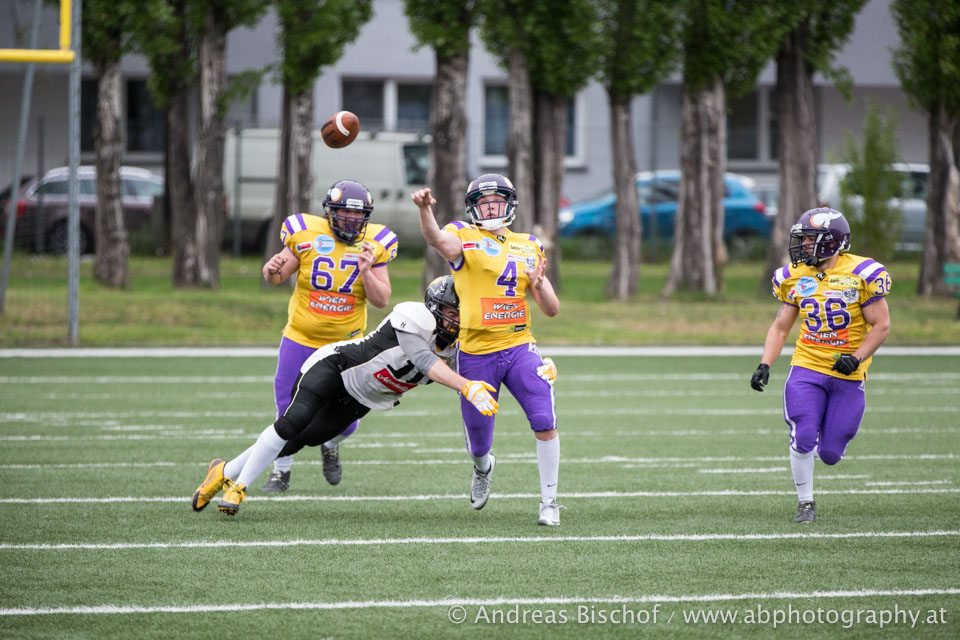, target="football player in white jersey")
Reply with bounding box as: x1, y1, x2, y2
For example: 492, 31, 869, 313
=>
751, 208, 891, 524
191, 277, 498, 517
